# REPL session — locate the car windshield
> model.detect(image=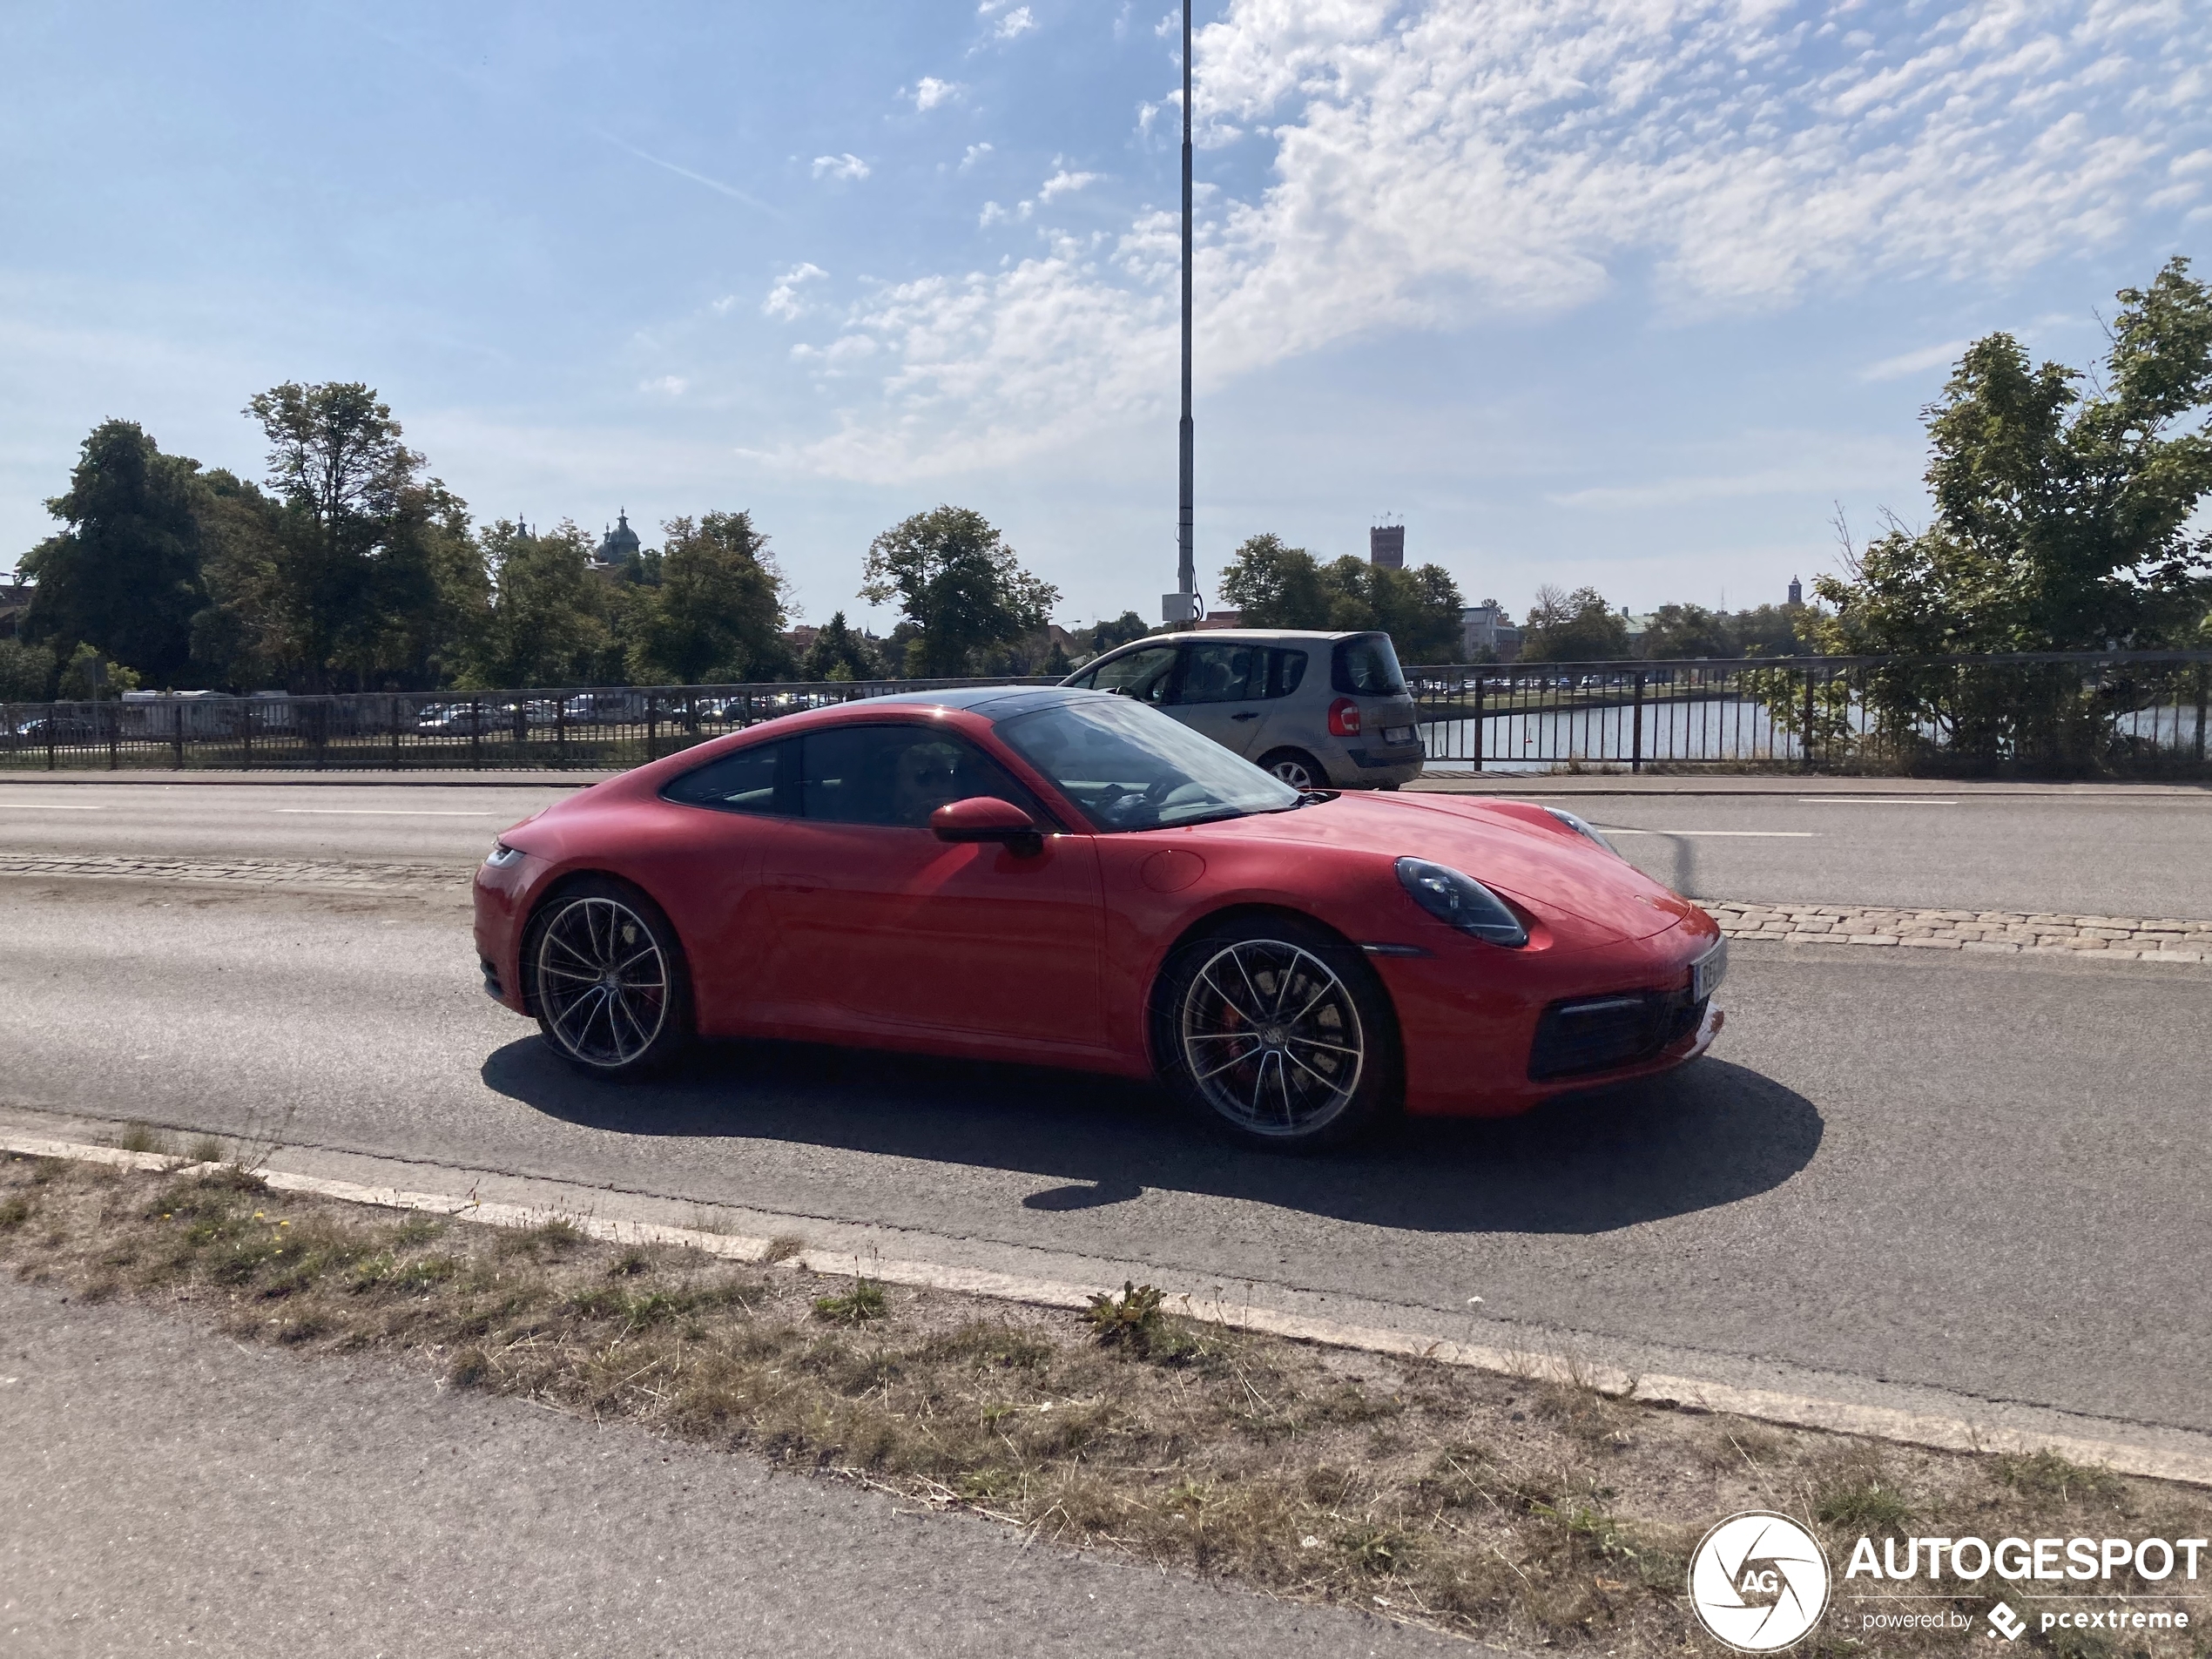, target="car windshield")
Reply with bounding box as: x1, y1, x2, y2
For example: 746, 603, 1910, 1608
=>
995, 696, 1301, 831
